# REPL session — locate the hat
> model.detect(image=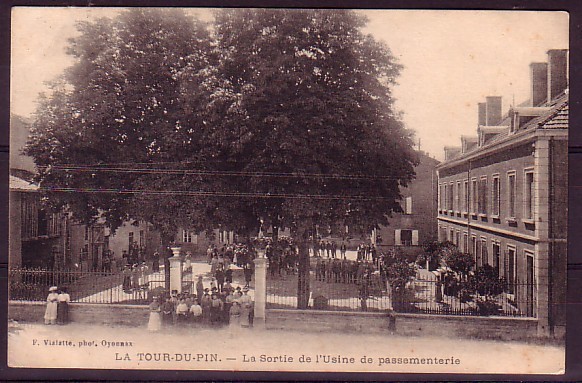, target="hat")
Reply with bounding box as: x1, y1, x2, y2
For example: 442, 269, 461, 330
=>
243, 287, 249, 292
49, 286, 58, 291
